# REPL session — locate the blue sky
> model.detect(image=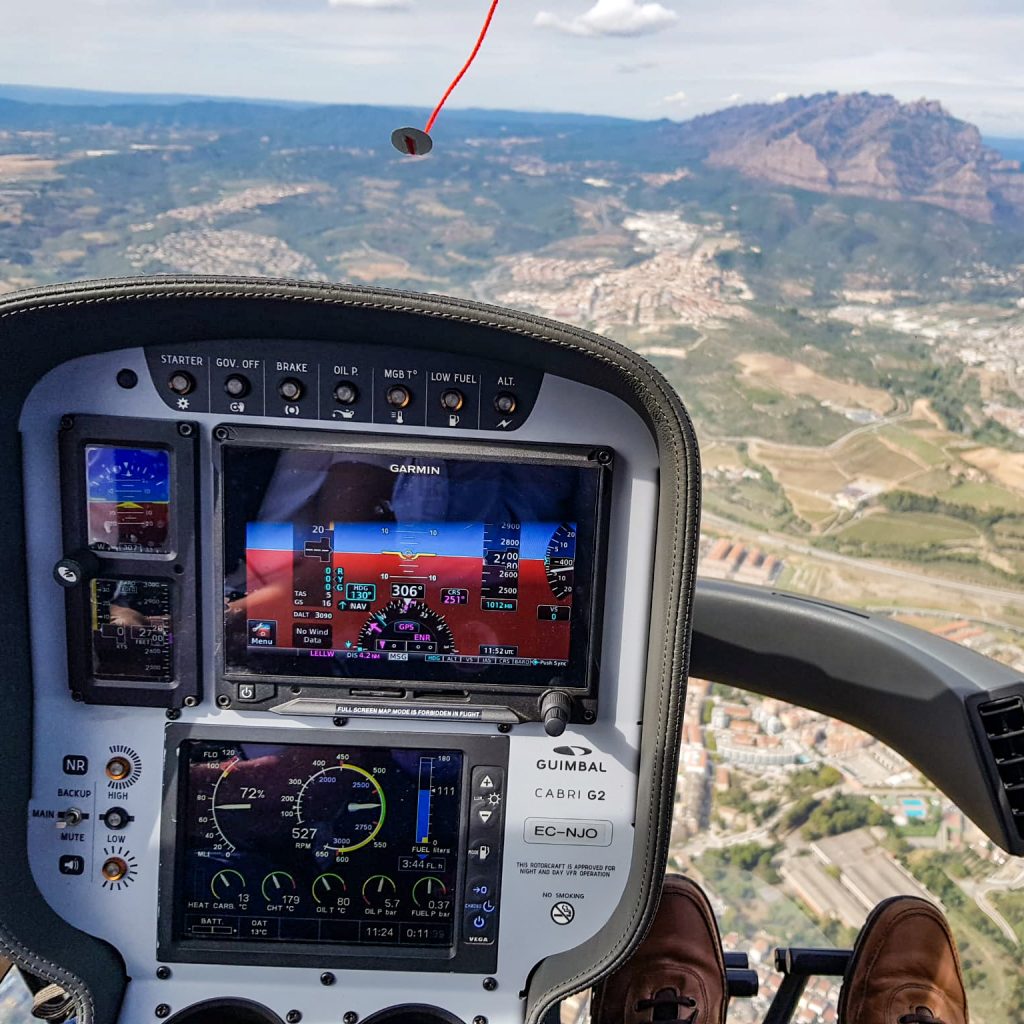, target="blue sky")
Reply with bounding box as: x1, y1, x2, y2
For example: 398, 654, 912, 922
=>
3, 0, 1024, 134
